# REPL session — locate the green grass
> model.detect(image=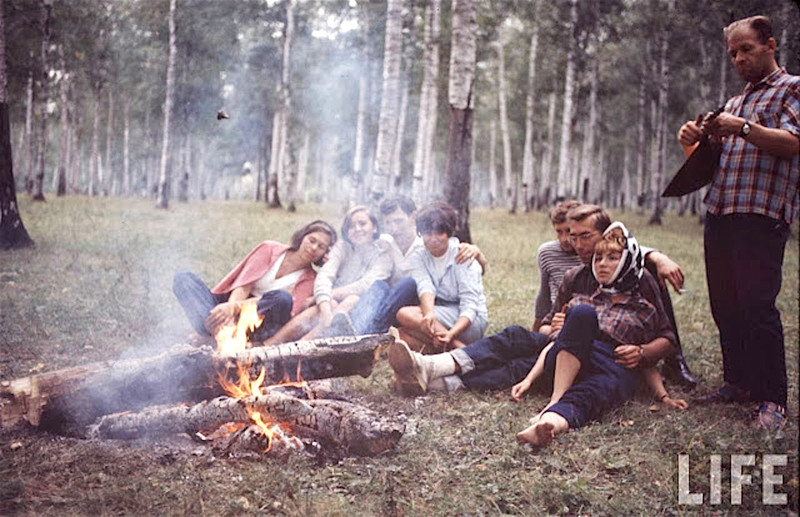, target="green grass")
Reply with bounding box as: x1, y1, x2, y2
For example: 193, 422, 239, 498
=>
1, 196, 797, 515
